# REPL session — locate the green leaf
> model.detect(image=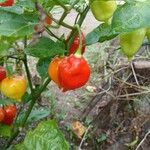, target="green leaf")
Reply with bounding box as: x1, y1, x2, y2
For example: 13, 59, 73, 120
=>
0, 124, 12, 137
0, 11, 38, 37
16, 0, 35, 10
14, 120, 69, 150
37, 57, 51, 80
25, 37, 65, 58
0, 5, 24, 14
85, 23, 118, 45
97, 133, 107, 143
16, 109, 50, 126
0, 98, 16, 105
112, 1, 150, 33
